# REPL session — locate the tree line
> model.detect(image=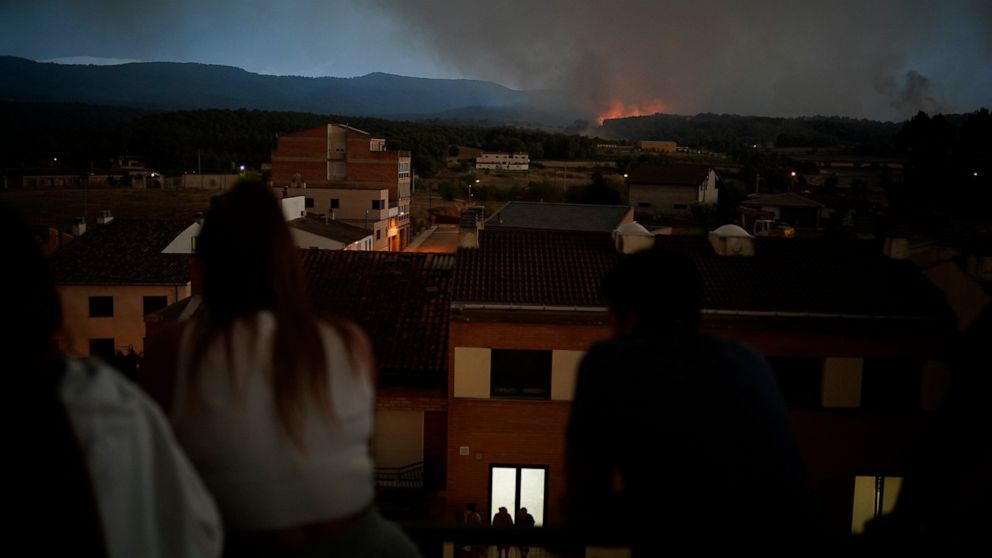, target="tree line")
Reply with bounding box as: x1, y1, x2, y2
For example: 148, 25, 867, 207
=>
0, 102, 597, 179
